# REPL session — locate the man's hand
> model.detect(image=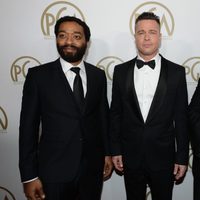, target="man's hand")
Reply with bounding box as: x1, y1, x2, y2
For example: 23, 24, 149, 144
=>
174, 164, 187, 180
103, 156, 113, 180
112, 155, 123, 172
23, 179, 45, 200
